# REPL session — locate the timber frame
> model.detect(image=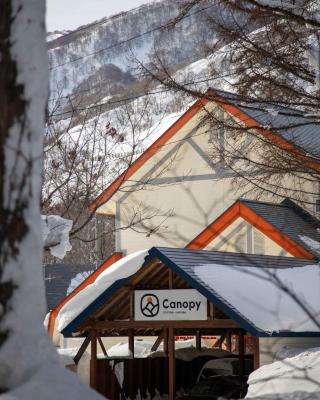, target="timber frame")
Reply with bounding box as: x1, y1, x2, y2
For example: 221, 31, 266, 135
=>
70, 257, 259, 400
